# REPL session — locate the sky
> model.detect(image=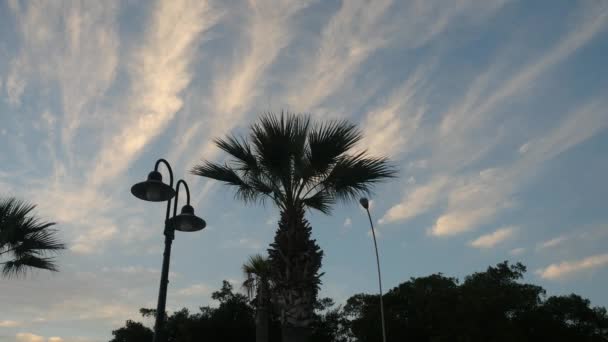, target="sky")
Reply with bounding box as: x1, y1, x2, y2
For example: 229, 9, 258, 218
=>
0, 0, 607, 341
